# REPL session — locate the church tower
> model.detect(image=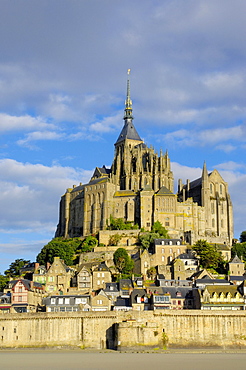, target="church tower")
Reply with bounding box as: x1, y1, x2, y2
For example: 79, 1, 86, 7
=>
111, 70, 173, 193
111, 69, 143, 189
